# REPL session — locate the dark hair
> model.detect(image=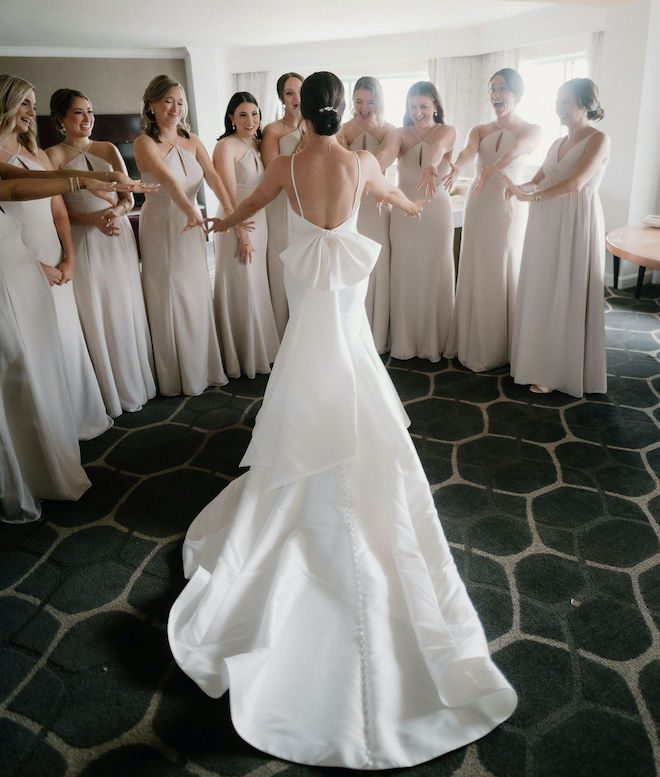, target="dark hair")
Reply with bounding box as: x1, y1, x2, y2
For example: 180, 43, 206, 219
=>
300, 71, 345, 136
276, 72, 304, 101
563, 78, 604, 121
353, 76, 385, 119
489, 68, 524, 102
141, 75, 190, 141
403, 81, 444, 126
218, 92, 263, 140
50, 88, 90, 135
